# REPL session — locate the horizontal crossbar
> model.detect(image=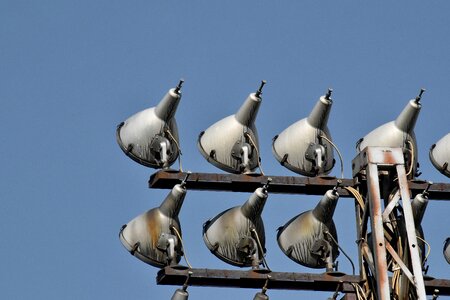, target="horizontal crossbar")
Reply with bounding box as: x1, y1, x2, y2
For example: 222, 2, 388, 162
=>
149, 171, 450, 200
